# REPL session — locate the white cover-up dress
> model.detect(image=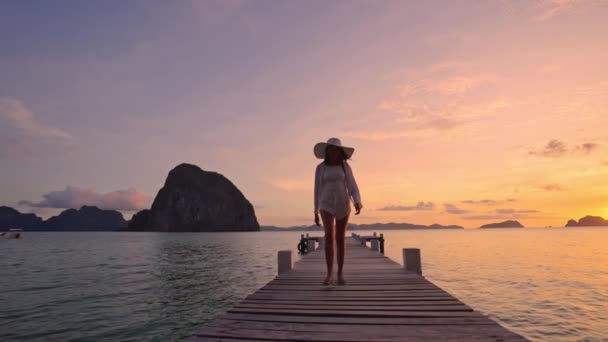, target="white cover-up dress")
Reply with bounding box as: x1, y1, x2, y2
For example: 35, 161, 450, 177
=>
314, 161, 362, 220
